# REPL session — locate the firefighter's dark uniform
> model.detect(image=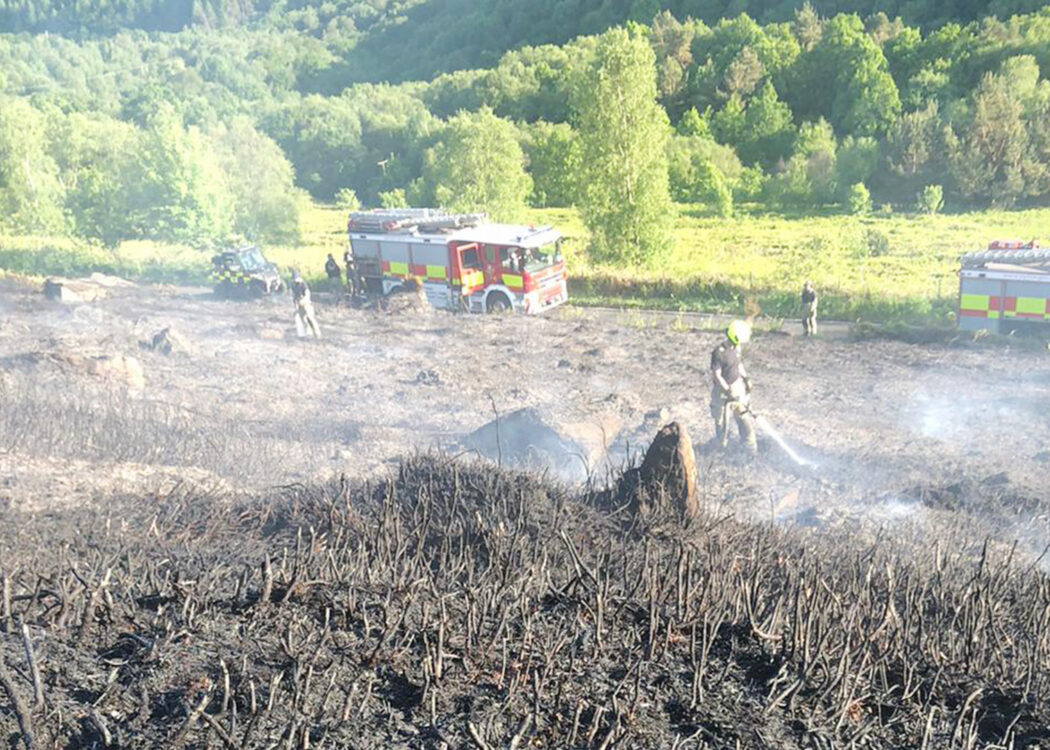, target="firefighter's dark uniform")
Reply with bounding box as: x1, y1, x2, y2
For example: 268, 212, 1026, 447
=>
325, 255, 341, 292
710, 341, 757, 452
